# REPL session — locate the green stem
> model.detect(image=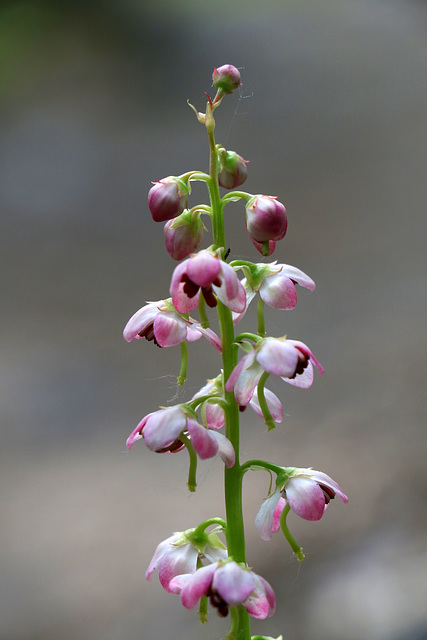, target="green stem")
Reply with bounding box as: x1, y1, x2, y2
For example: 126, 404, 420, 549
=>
198, 295, 210, 329
177, 342, 188, 386
180, 433, 197, 492
257, 298, 266, 337
206, 106, 251, 640
280, 504, 305, 562
257, 371, 276, 430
